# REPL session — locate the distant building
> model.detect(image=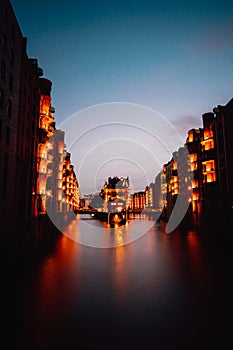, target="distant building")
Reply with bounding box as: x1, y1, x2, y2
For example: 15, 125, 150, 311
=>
131, 191, 145, 212
62, 152, 79, 213
100, 176, 130, 212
